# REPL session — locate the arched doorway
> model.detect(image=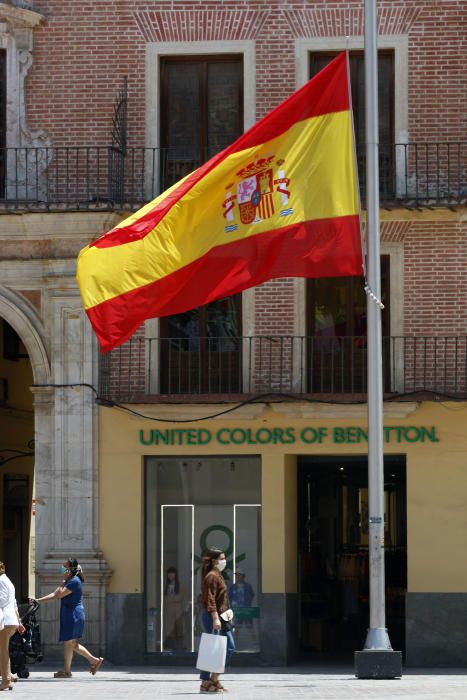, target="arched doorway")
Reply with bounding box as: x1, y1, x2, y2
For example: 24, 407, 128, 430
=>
0, 288, 50, 601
